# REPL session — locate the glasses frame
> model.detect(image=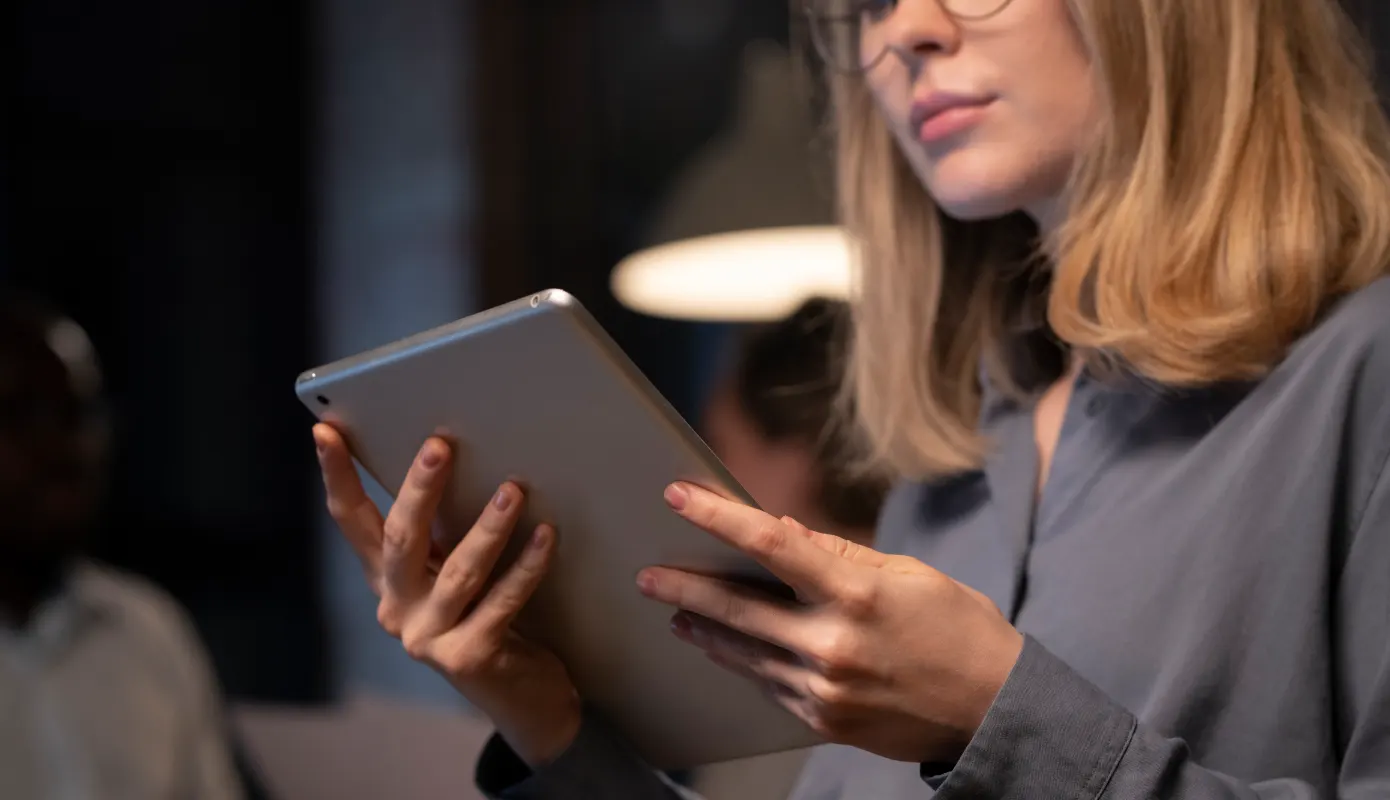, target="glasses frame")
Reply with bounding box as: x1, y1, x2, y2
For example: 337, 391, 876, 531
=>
802, 0, 1018, 75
